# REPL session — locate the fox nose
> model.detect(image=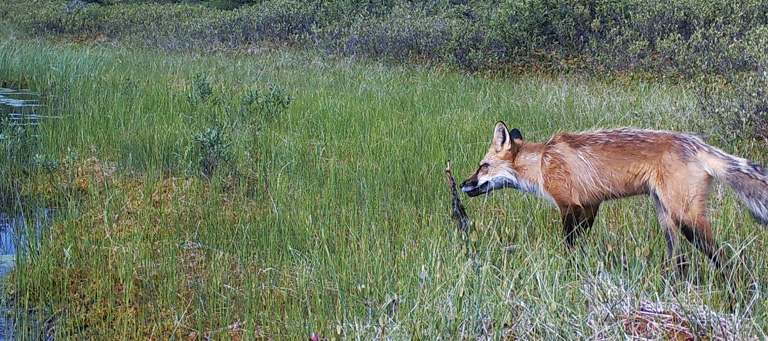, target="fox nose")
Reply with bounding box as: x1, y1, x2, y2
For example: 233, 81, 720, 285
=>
459, 179, 474, 192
